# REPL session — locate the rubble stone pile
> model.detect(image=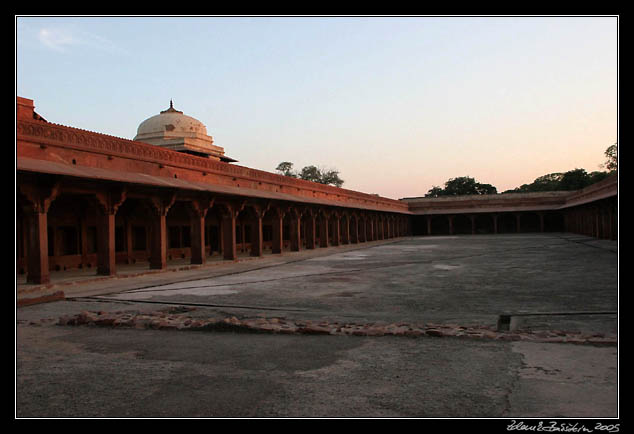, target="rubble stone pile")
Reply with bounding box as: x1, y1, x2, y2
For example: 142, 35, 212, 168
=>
37, 308, 616, 345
